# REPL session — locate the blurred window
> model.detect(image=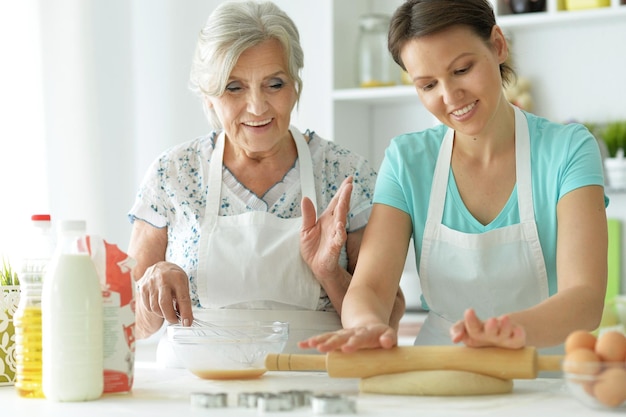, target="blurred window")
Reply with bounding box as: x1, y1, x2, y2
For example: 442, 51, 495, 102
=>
0, 1, 48, 260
